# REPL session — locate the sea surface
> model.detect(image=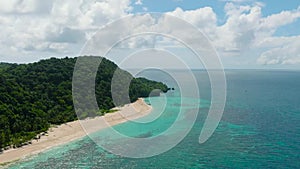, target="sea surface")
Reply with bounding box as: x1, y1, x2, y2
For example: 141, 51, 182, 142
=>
6, 70, 300, 168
